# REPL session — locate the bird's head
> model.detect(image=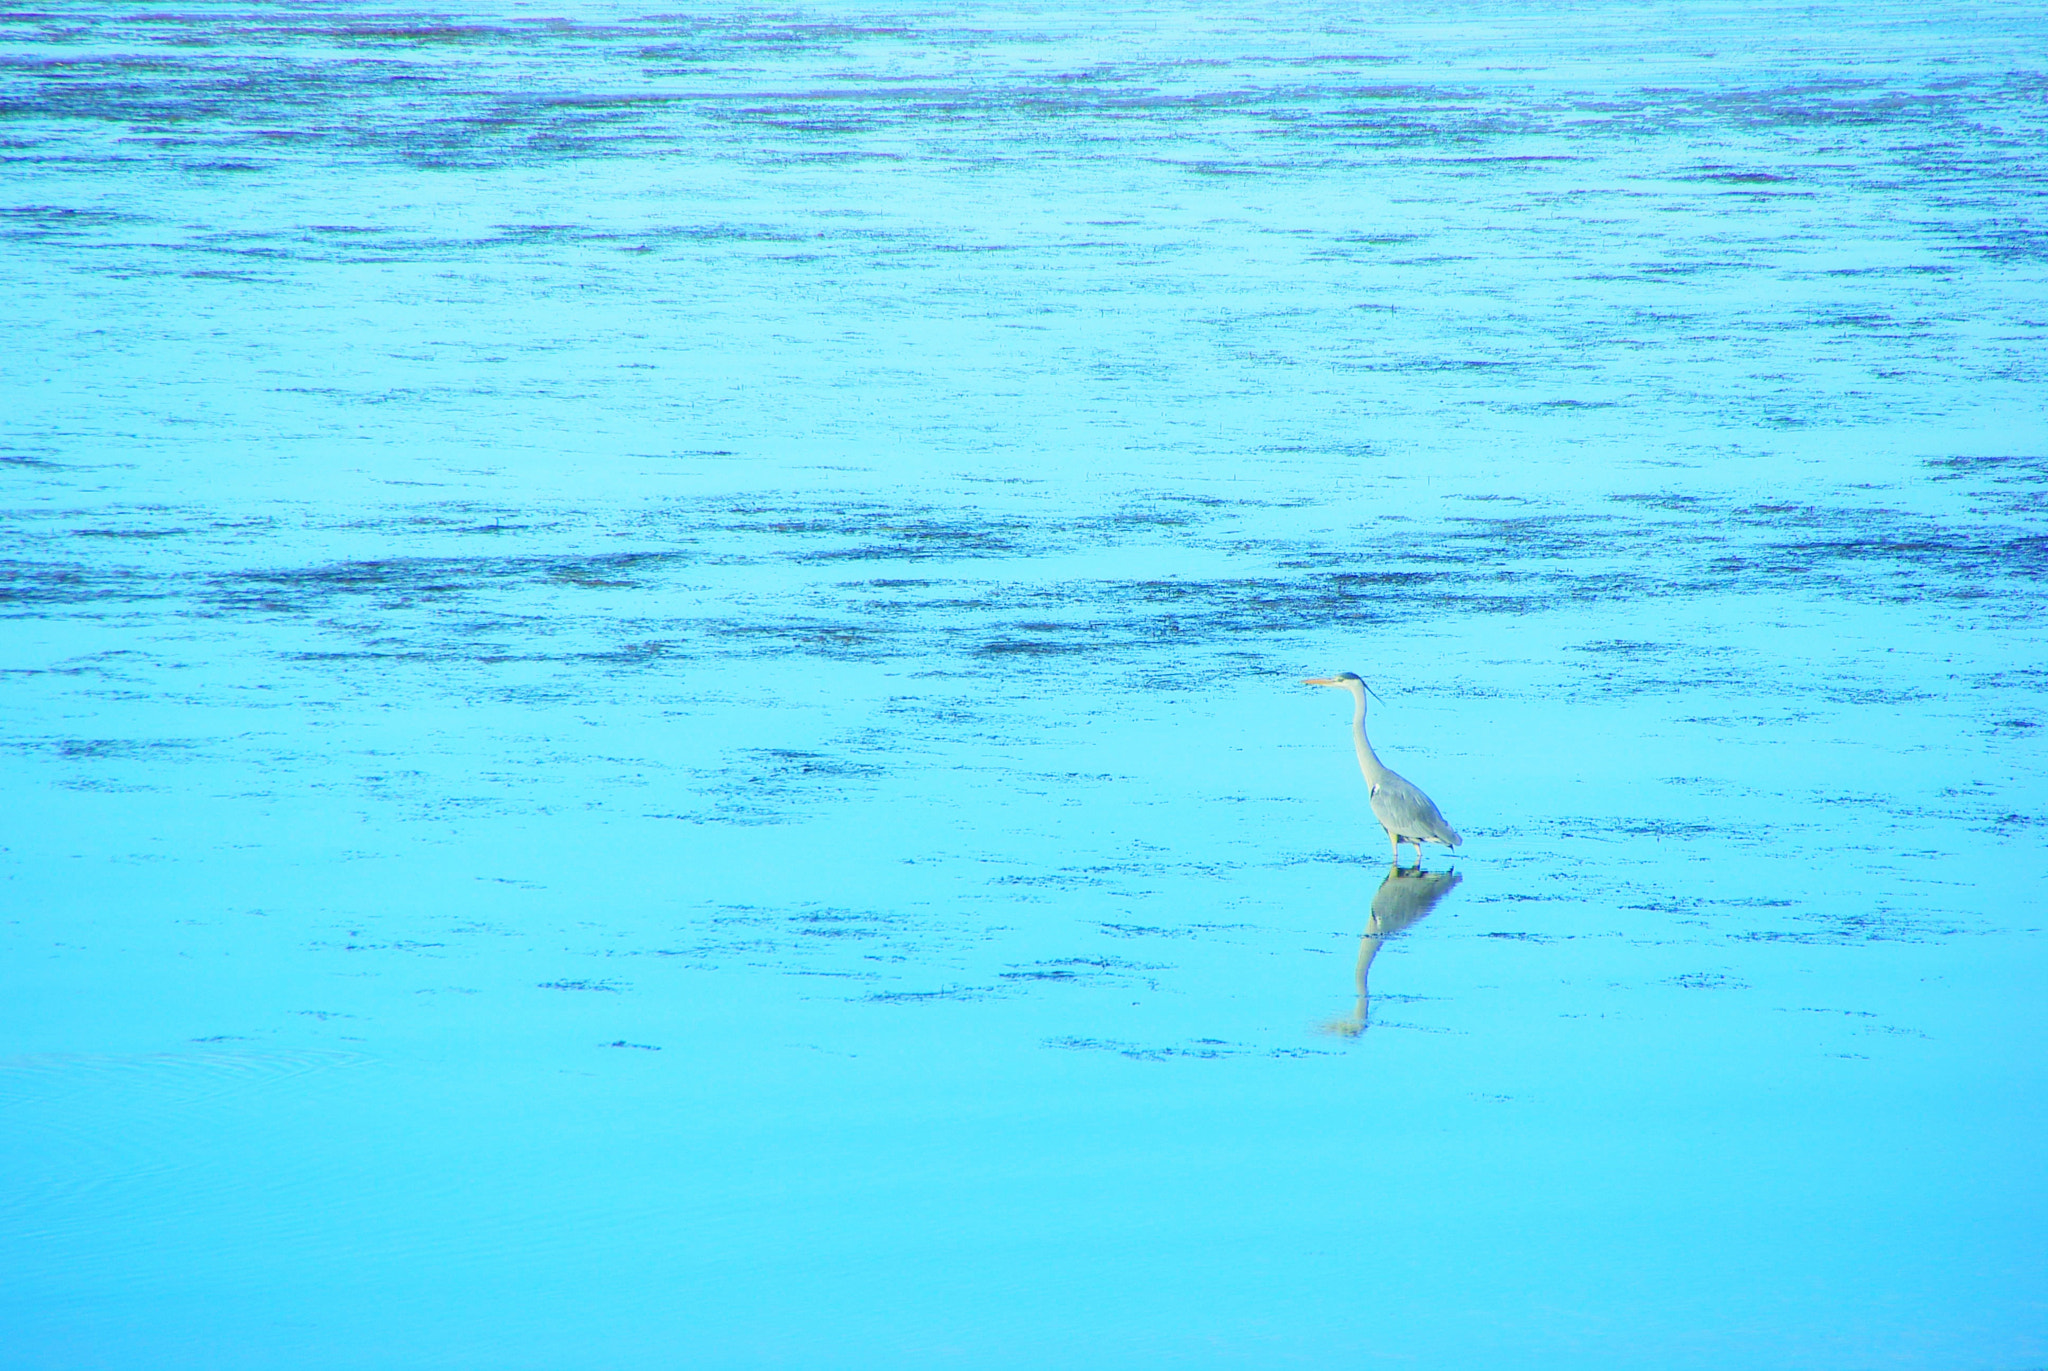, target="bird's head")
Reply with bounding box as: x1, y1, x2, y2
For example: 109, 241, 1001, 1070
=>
1303, 672, 1382, 703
